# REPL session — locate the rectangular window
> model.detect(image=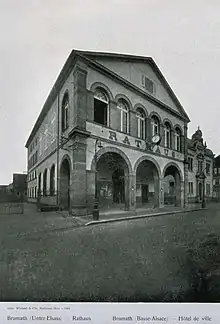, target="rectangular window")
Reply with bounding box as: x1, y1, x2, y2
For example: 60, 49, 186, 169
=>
142, 75, 155, 94
218, 168, 220, 174
122, 110, 128, 133
206, 183, 211, 196
94, 98, 108, 126
206, 162, 210, 175
198, 161, 203, 173
216, 179, 219, 185
188, 182, 193, 194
